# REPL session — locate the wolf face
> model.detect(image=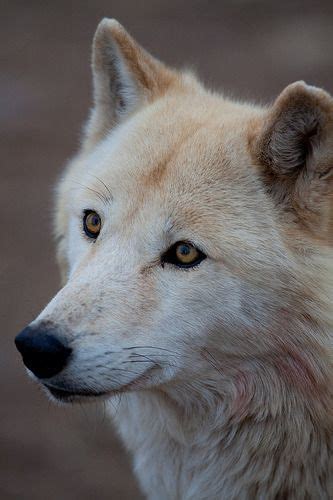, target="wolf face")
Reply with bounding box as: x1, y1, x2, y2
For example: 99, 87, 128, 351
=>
15, 19, 333, 407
